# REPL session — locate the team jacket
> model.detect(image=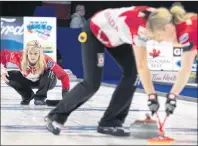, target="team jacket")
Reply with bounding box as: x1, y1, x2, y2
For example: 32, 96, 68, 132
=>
176, 15, 197, 51
90, 6, 155, 48
90, 6, 197, 51
0, 50, 70, 91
